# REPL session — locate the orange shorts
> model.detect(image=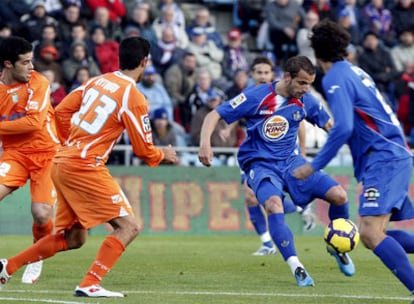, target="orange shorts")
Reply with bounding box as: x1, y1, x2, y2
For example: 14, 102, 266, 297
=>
0, 150, 56, 205
51, 161, 134, 232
